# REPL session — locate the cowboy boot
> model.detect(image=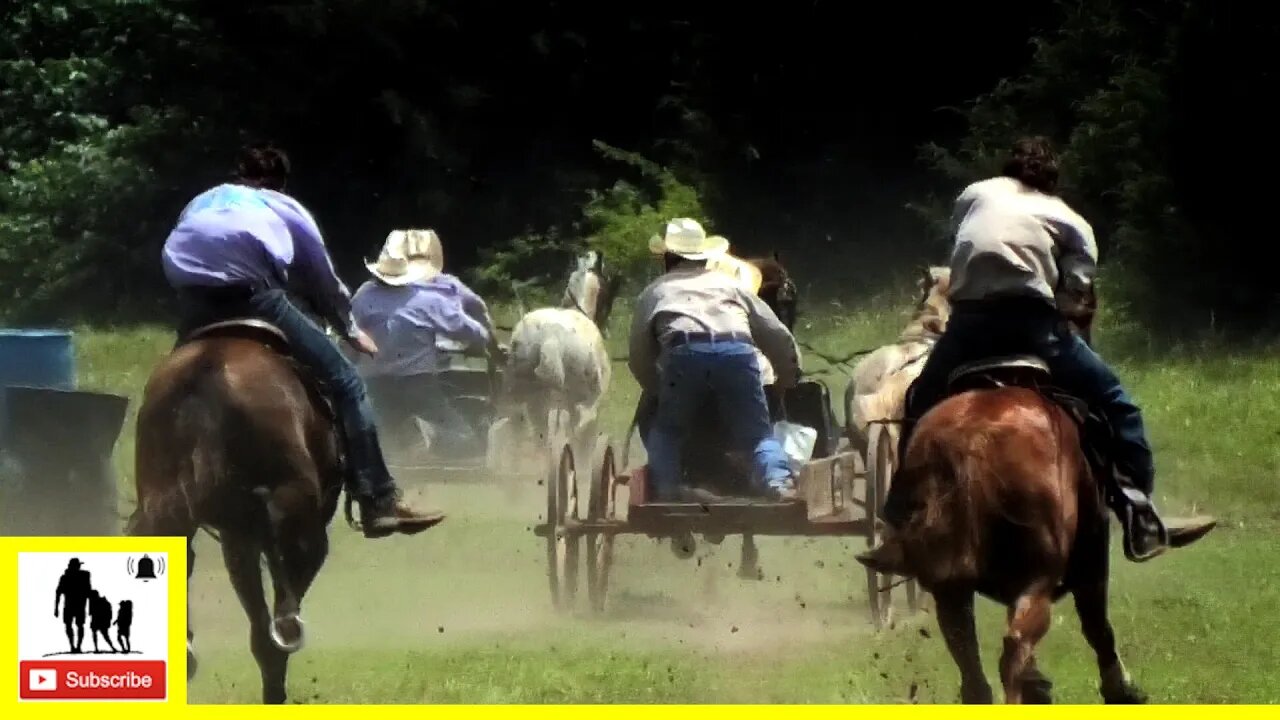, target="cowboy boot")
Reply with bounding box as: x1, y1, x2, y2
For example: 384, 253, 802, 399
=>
855, 482, 911, 575
359, 490, 446, 539
855, 532, 909, 576
855, 431, 917, 575
1110, 471, 1216, 561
